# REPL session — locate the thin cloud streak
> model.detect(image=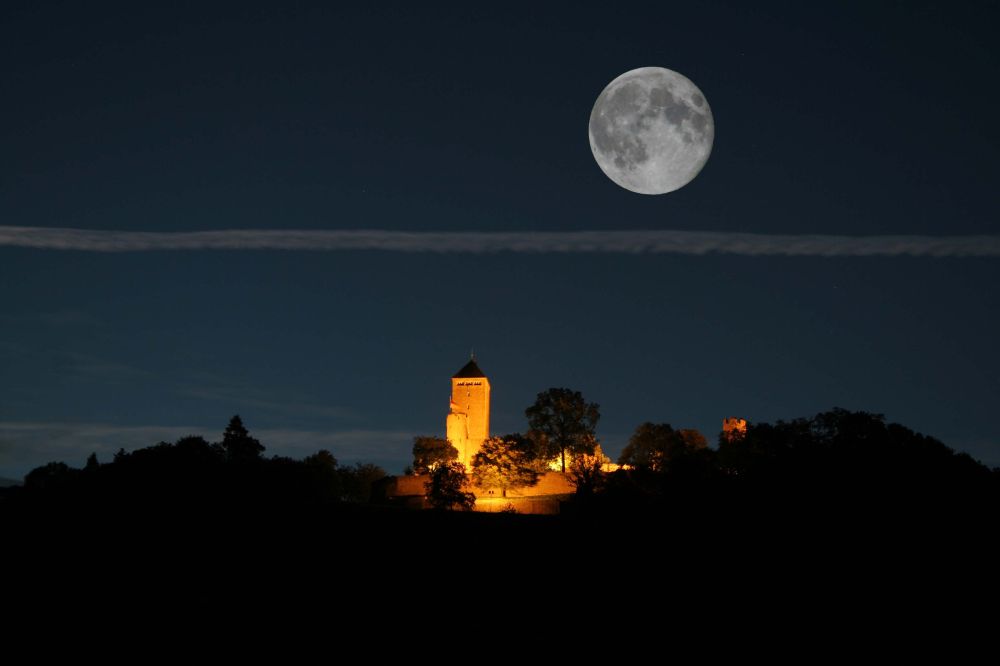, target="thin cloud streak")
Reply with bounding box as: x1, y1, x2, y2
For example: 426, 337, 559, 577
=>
1, 226, 999, 257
